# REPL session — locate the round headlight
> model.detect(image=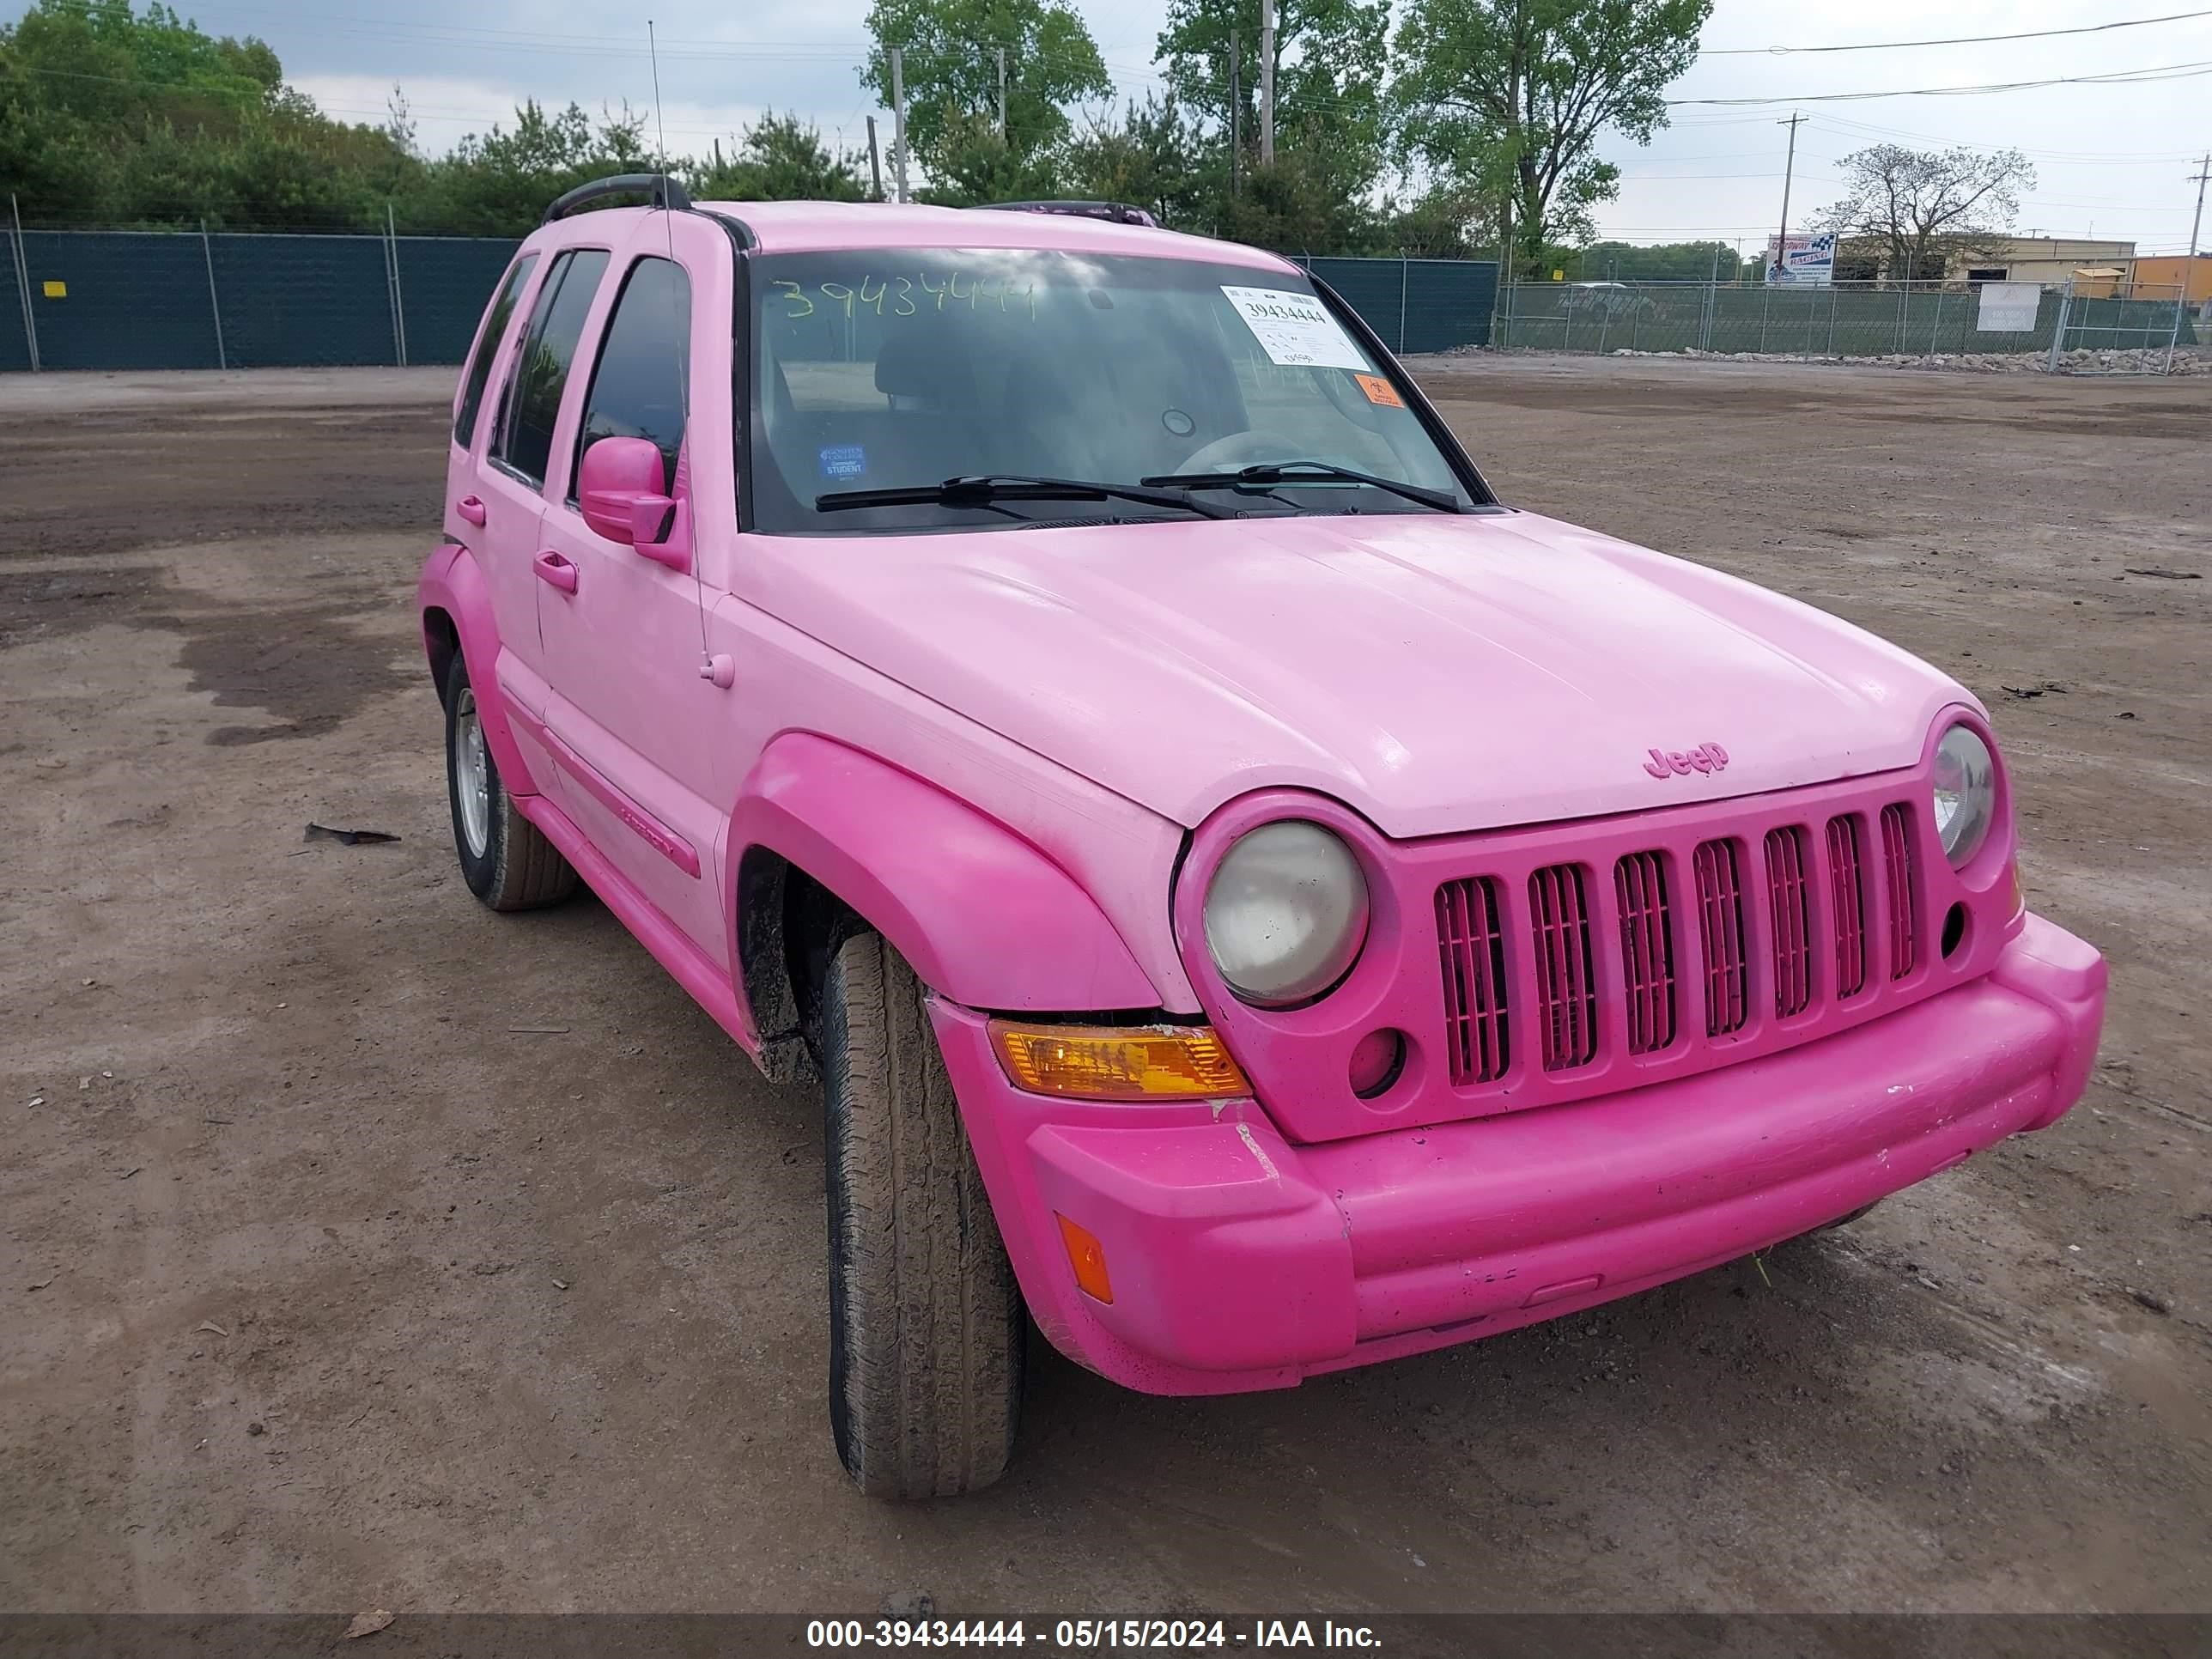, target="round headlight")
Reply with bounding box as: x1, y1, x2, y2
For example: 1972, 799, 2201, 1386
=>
1203, 820, 1370, 1007
1931, 724, 1996, 866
